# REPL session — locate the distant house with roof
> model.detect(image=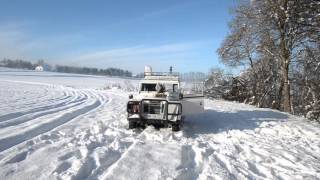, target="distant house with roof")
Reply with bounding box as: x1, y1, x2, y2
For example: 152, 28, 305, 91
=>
35, 65, 44, 71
